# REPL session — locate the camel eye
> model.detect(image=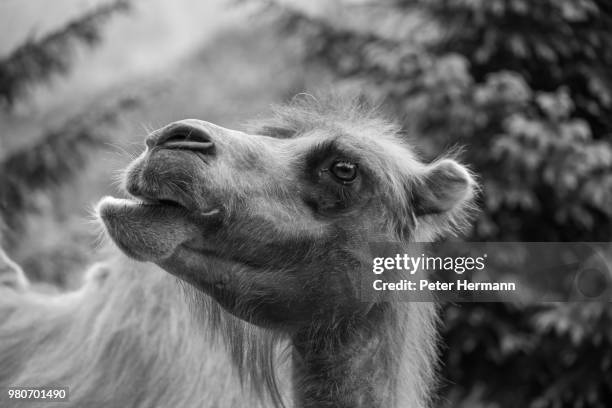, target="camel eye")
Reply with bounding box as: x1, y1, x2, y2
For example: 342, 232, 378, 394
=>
330, 161, 358, 183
